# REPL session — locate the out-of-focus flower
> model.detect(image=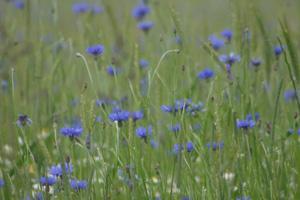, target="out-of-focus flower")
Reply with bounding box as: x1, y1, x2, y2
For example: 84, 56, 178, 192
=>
132, 4, 150, 20
86, 44, 104, 56
16, 114, 32, 127
137, 21, 154, 33
208, 35, 224, 50
198, 68, 215, 80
